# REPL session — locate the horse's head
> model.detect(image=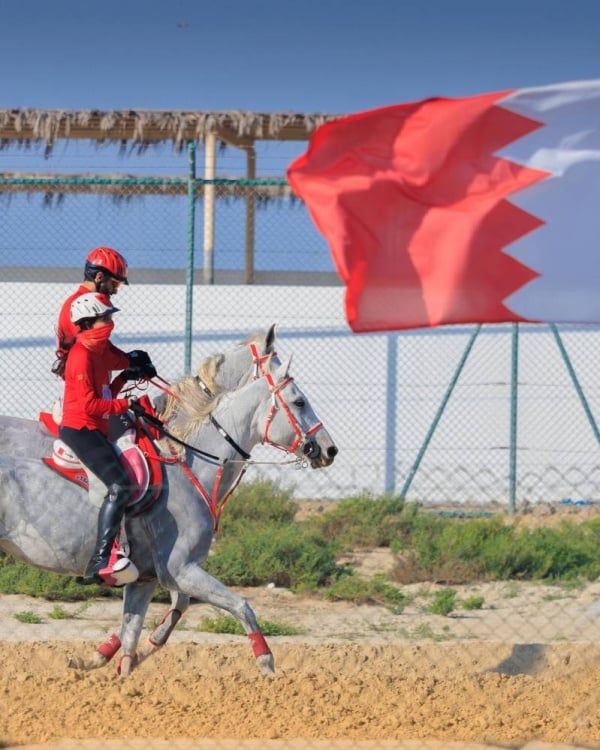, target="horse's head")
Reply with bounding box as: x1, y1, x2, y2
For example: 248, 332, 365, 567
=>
258, 356, 338, 469
213, 323, 280, 392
